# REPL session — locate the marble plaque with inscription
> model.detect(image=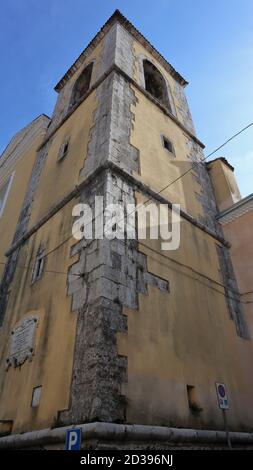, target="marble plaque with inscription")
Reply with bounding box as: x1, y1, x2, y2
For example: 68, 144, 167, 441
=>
6, 315, 39, 369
